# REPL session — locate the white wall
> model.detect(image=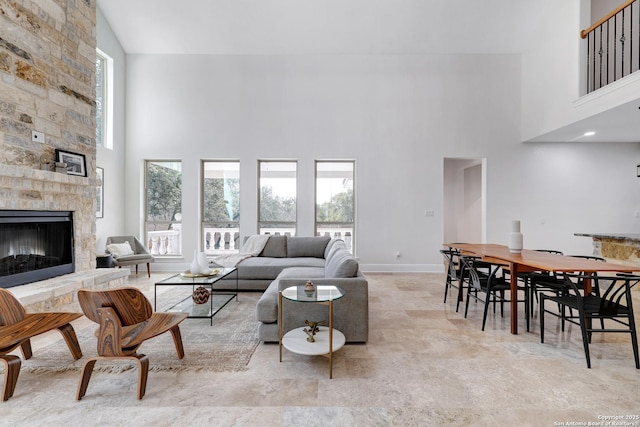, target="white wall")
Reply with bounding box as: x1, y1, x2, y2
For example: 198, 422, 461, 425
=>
96, 6, 127, 252
122, 52, 640, 272
521, 0, 640, 142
